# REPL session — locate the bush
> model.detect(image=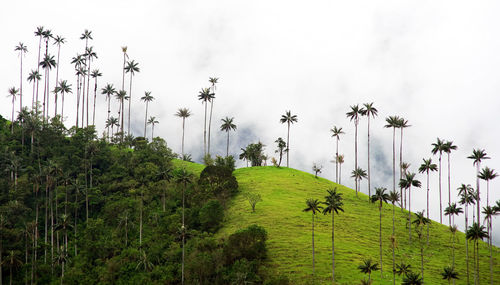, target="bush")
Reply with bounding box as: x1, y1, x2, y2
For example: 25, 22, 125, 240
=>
224, 224, 267, 264
199, 200, 224, 232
